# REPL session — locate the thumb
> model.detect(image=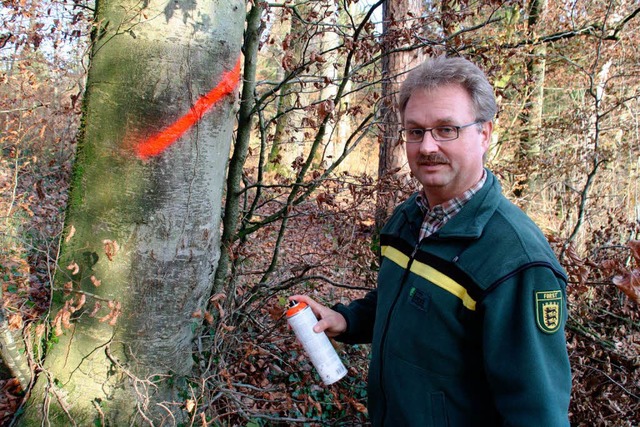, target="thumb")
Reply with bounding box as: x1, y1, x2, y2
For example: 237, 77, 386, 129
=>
312, 318, 329, 334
